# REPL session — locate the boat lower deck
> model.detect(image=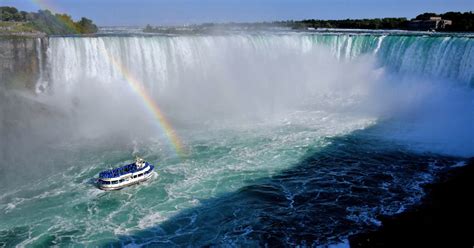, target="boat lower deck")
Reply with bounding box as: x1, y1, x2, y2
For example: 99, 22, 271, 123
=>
99, 172, 154, 190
